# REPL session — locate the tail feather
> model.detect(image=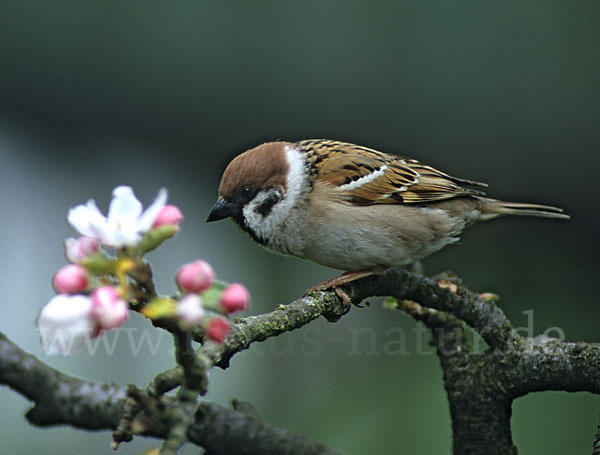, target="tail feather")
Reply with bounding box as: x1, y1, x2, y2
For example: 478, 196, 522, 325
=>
479, 197, 570, 221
